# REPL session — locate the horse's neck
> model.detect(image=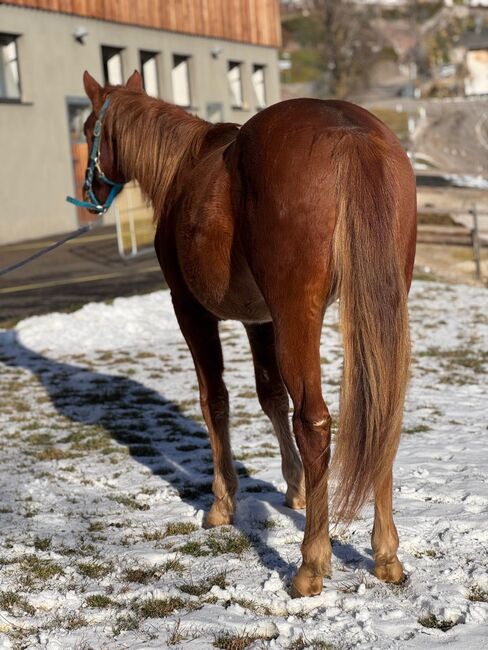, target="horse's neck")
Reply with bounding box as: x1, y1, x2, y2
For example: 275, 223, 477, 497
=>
112, 94, 210, 216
